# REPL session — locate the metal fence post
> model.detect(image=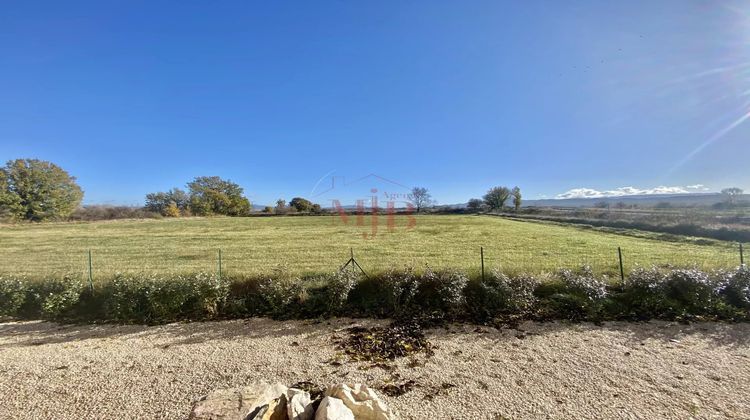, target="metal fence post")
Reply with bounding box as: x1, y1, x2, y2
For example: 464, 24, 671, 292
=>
617, 247, 625, 282
741, 243, 745, 266
87, 250, 94, 292
218, 249, 222, 281
480, 246, 485, 281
